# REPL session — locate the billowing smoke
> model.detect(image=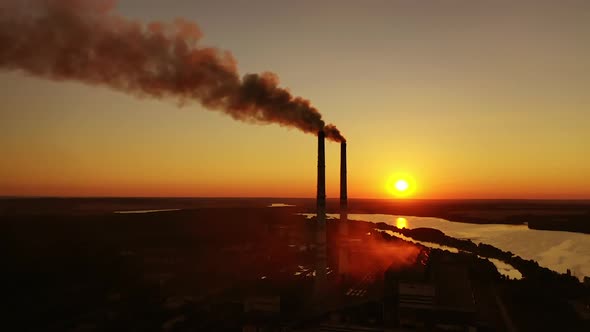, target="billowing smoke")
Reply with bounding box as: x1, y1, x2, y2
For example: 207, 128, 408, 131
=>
0, 0, 345, 142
